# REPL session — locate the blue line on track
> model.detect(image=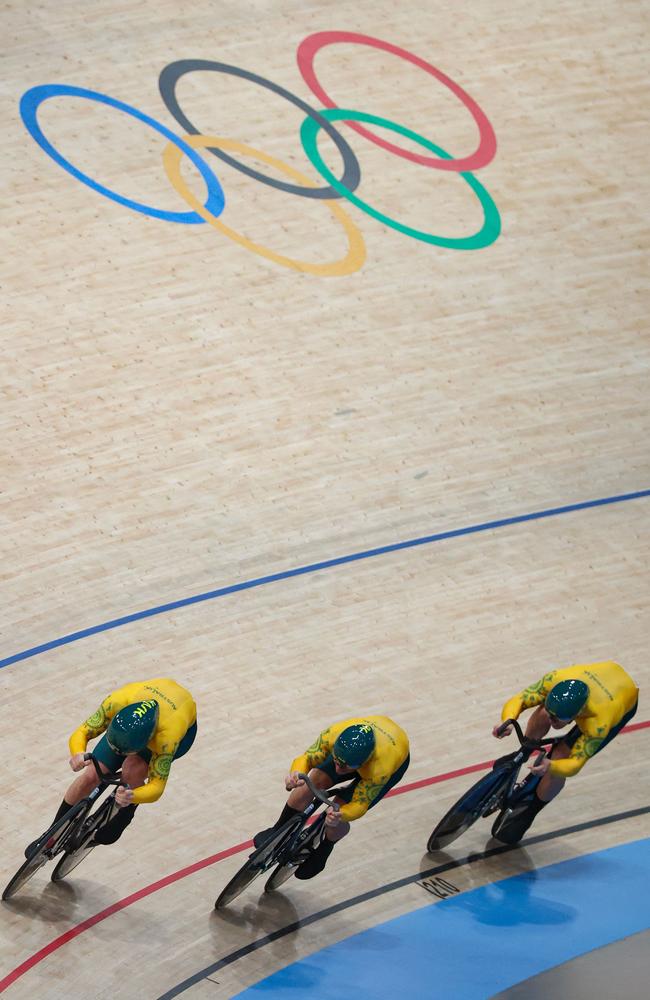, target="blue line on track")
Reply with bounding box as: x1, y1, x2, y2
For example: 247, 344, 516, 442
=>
2, 489, 648, 670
